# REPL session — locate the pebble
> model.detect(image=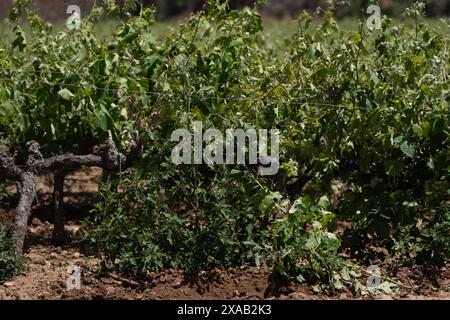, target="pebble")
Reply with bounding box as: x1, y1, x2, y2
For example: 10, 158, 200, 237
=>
106, 286, 115, 296
28, 253, 46, 265
375, 294, 394, 300
172, 279, 182, 289
338, 293, 348, 299
255, 283, 266, 292
101, 278, 114, 284
288, 292, 308, 300
31, 217, 42, 226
